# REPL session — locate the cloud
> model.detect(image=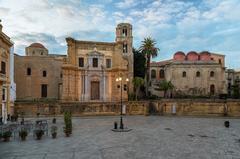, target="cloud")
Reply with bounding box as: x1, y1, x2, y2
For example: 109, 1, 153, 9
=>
1, 0, 240, 69
0, 7, 10, 16
115, 0, 137, 9
12, 32, 66, 55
